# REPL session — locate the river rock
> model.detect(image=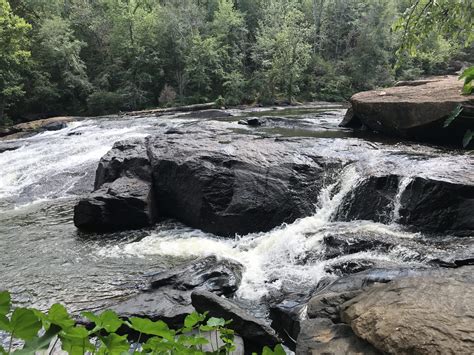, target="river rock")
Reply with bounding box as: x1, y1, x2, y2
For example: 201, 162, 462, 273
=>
74, 177, 156, 232
147, 126, 339, 236
342, 76, 474, 145
399, 177, 474, 236
307, 268, 424, 323
334, 175, 399, 223
74, 138, 157, 232
340, 267, 474, 355
334, 174, 474, 235
0, 116, 74, 139
296, 318, 380, 355
191, 289, 280, 352
109, 256, 243, 328
269, 293, 313, 348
